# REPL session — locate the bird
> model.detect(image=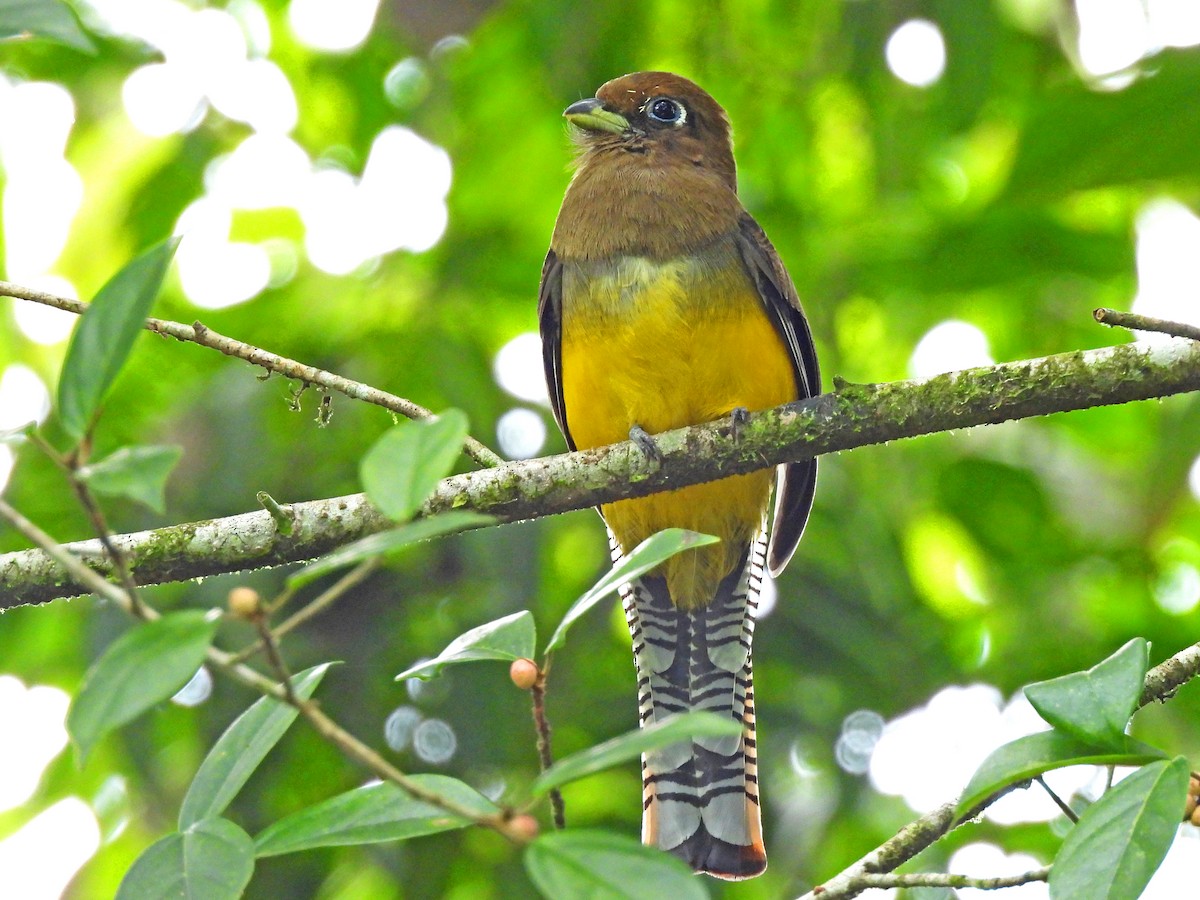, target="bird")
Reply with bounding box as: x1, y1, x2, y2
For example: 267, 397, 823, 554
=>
538, 72, 820, 880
